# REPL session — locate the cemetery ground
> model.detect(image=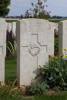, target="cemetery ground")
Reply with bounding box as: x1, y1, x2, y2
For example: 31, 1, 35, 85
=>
0, 93, 67, 100
0, 57, 66, 100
